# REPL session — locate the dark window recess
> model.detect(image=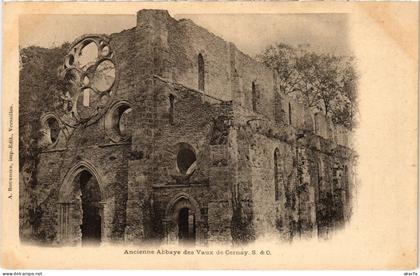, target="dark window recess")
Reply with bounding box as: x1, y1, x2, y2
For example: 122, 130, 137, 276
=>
200, 208, 208, 216
109, 104, 132, 139
274, 92, 282, 124
79, 170, 101, 246
198, 53, 205, 91
105, 102, 133, 143
129, 150, 143, 161
178, 208, 196, 244
288, 102, 292, 125
117, 106, 132, 137
177, 147, 197, 175
47, 117, 60, 143
252, 81, 257, 112
169, 94, 175, 124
